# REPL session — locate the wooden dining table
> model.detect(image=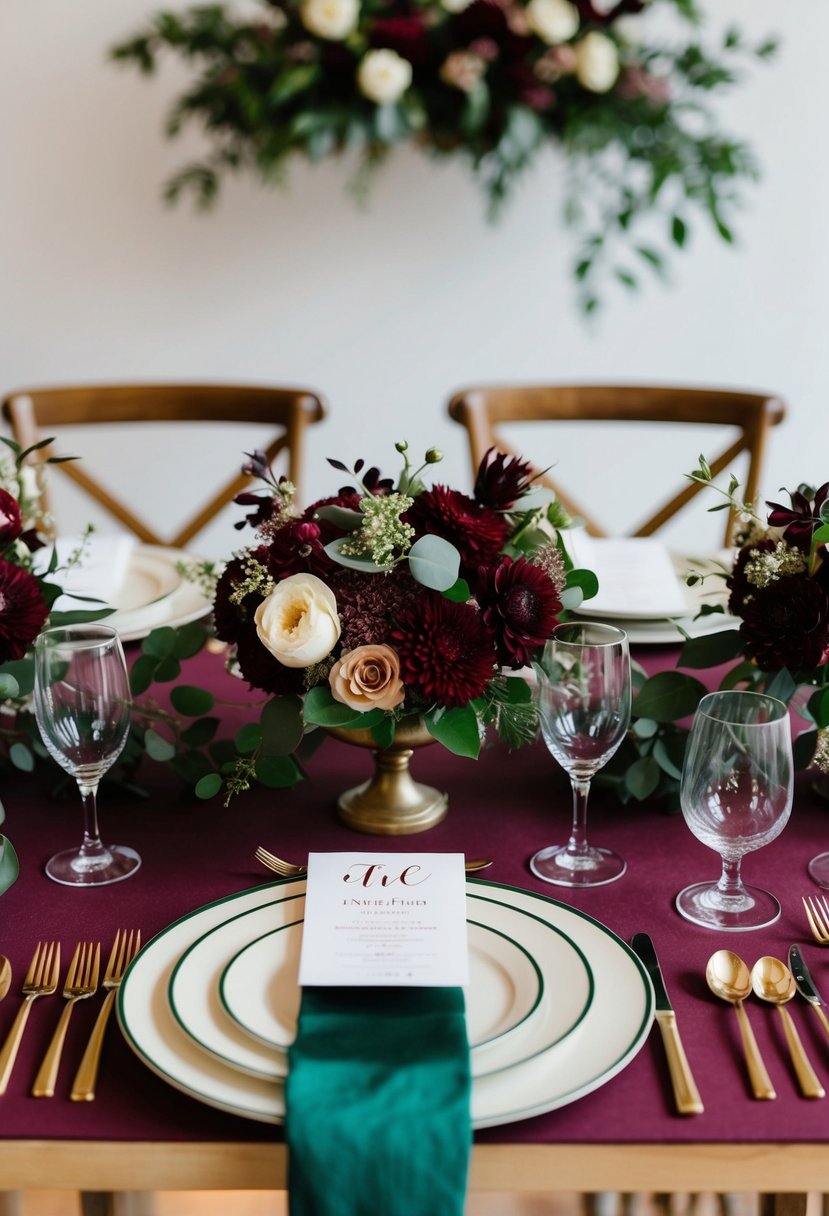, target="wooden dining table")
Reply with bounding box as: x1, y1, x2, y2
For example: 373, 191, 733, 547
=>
1, 643, 828, 1214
